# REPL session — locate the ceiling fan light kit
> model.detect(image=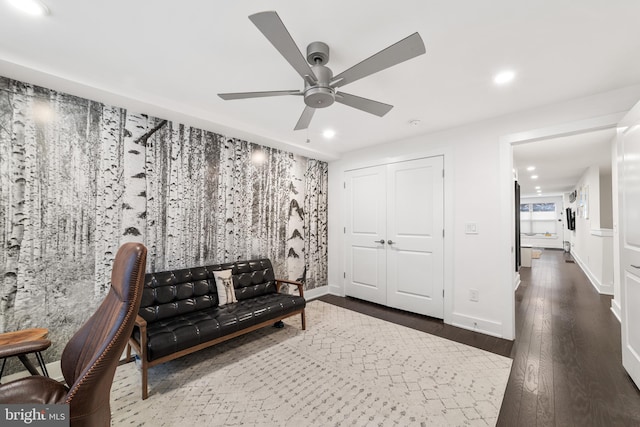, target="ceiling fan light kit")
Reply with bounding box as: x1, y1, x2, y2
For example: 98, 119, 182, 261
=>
218, 11, 426, 131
